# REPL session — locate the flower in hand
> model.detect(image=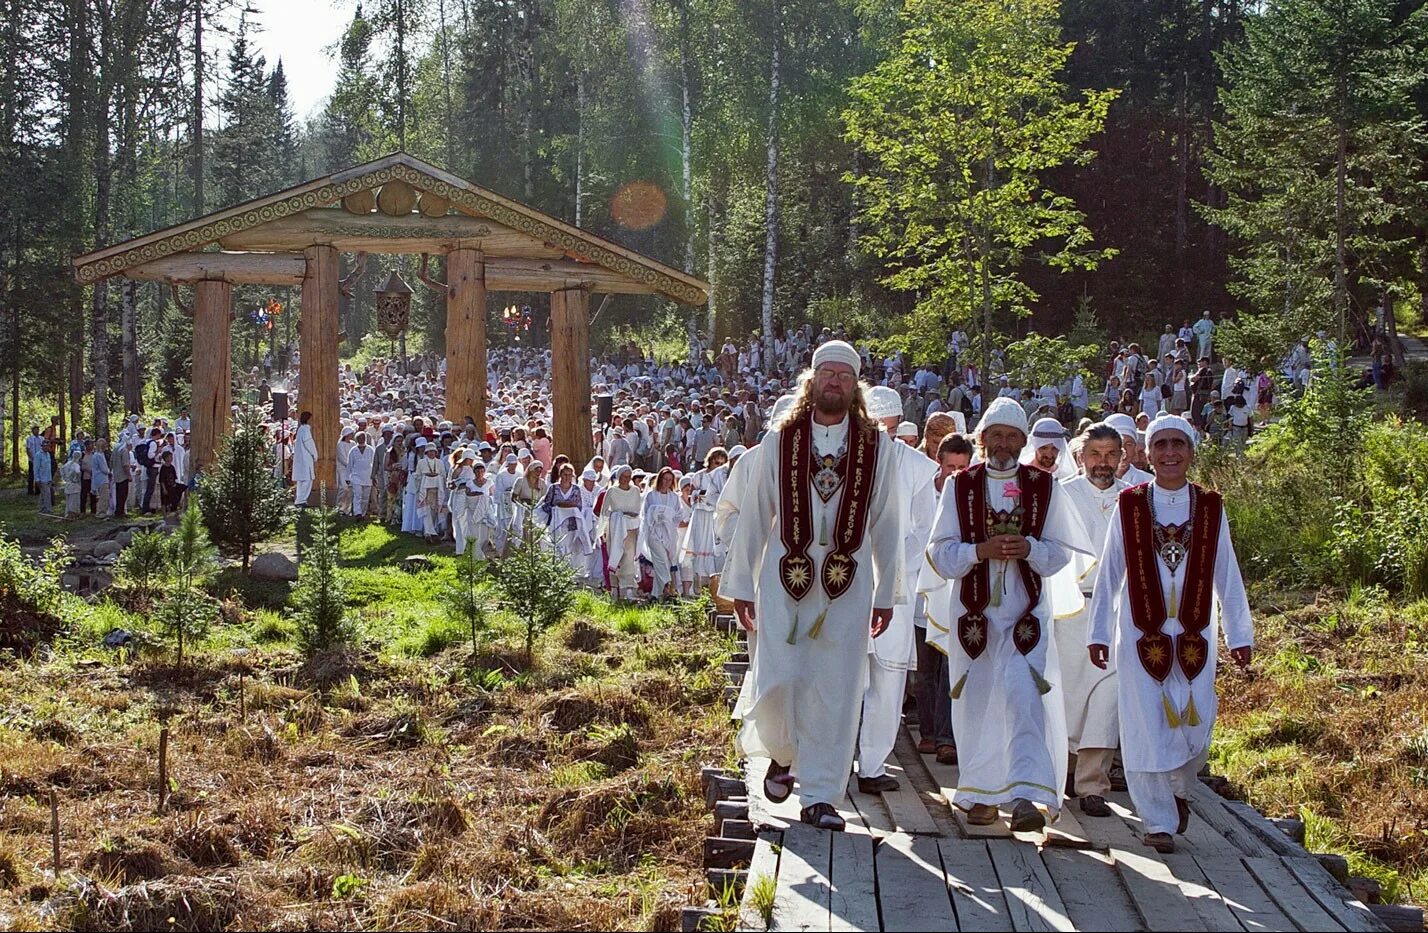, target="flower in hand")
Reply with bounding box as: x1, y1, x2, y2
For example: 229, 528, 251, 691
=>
1002, 482, 1022, 499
